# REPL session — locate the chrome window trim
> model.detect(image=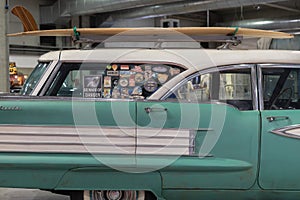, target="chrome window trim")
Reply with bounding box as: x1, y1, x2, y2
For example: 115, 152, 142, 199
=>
161, 64, 257, 110
251, 66, 259, 111
31, 61, 57, 96
257, 66, 264, 110
259, 63, 300, 69
38, 61, 63, 96
140, 99, 243, 111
